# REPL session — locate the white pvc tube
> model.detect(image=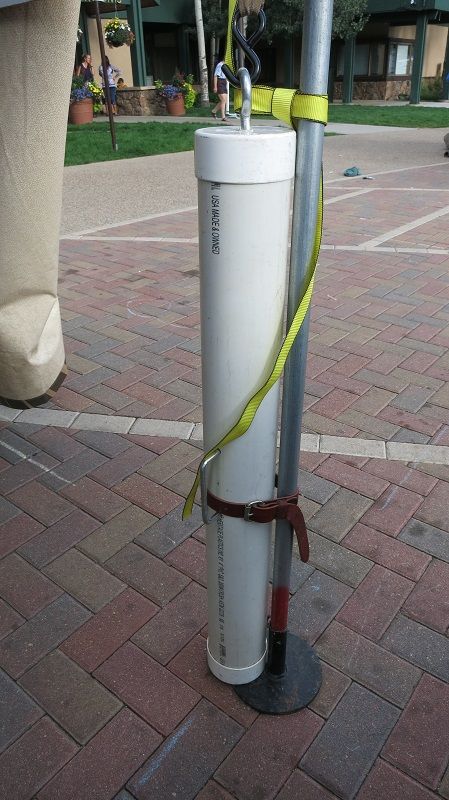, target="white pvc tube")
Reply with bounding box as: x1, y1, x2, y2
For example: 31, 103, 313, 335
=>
195, 127, 296, 684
